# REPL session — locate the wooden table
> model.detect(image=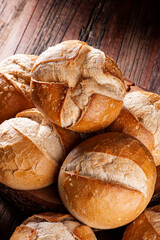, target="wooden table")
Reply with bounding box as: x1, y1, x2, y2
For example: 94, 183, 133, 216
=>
0, 0, 160, 239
